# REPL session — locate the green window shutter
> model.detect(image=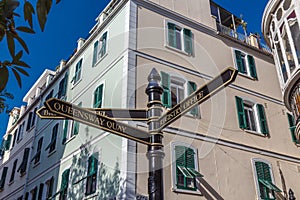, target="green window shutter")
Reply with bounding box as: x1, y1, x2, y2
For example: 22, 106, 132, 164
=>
62, 120, 68, 144
187, 81, 199, 116
73, 103, 81, 135
94, 84, 104, 108
58, 80, 64, 98
60, 169, 70, 190
175, 146, 186, 167
4, 135, 12, 151
74, 59, 82, 83
167, 22, 176, 48
183, 28, 192, 54
247, 55, 257, 79
88, 155, 98, 176
235, 96, 247, 129
92, 41, 99, 66
287, 113, 298, 143
0, 167, 8, 189
18, 148, 30, 174
160, 71, 171, 108
185, 148, 195, 169
38, 183, 44, 199
62, 73, 68, 97
235, 50, 245, 73
257, 104, 269, 135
